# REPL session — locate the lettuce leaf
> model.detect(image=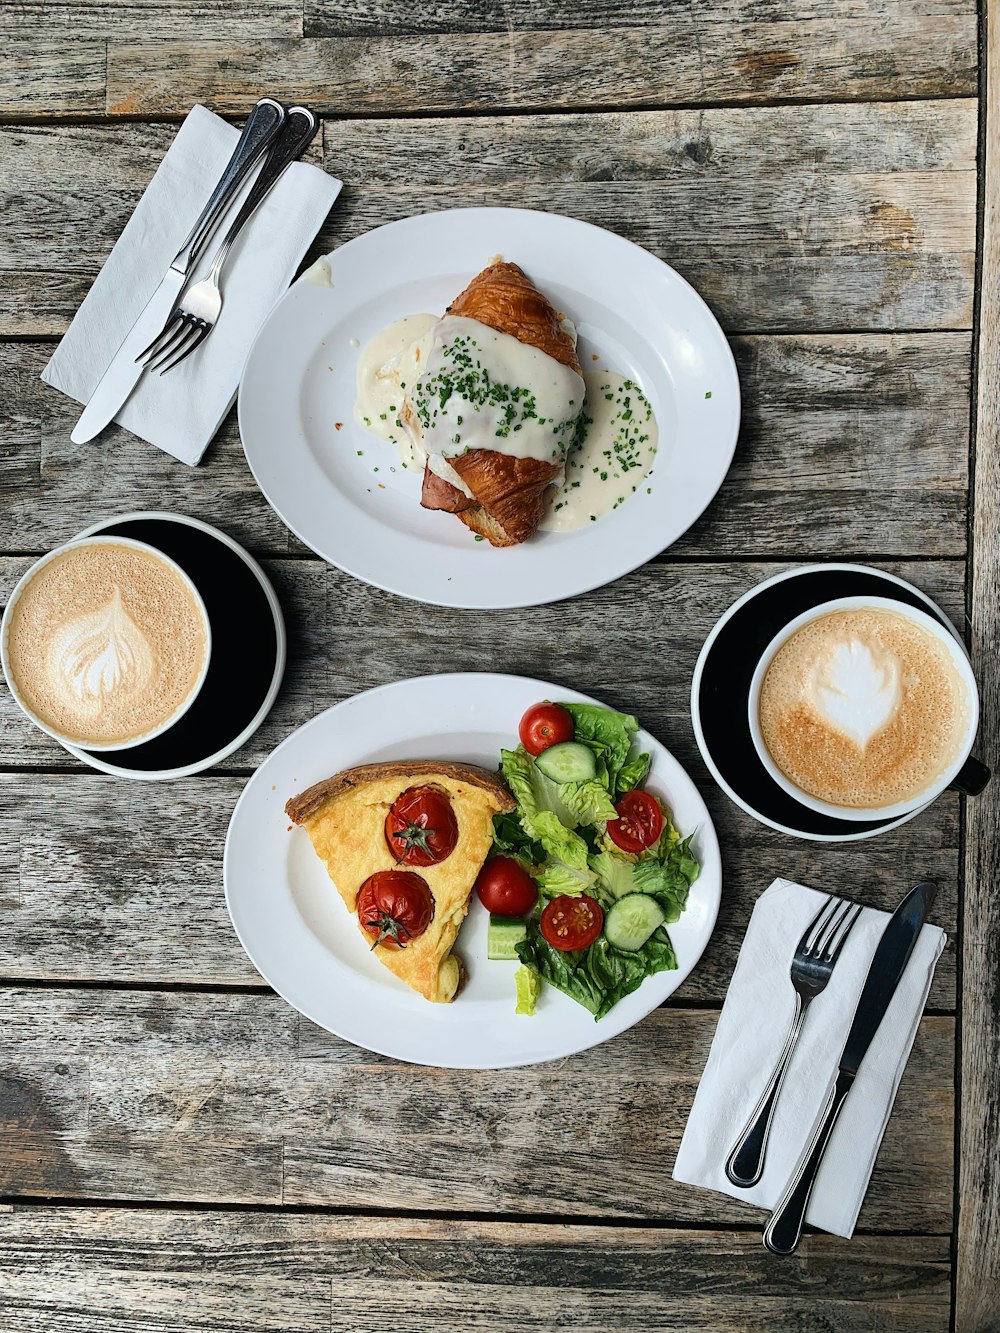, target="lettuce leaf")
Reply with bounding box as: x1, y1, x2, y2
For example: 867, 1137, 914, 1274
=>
559, 779, 618, 825
490, 811, 545, 865
560, 702, 638, 794
514, 965, 541, 1015
535, 861, 596, 899
616, 751, 651, 796
515, 923, 679, 1020
500, 747, 590, 869
590, 834, 700, 921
